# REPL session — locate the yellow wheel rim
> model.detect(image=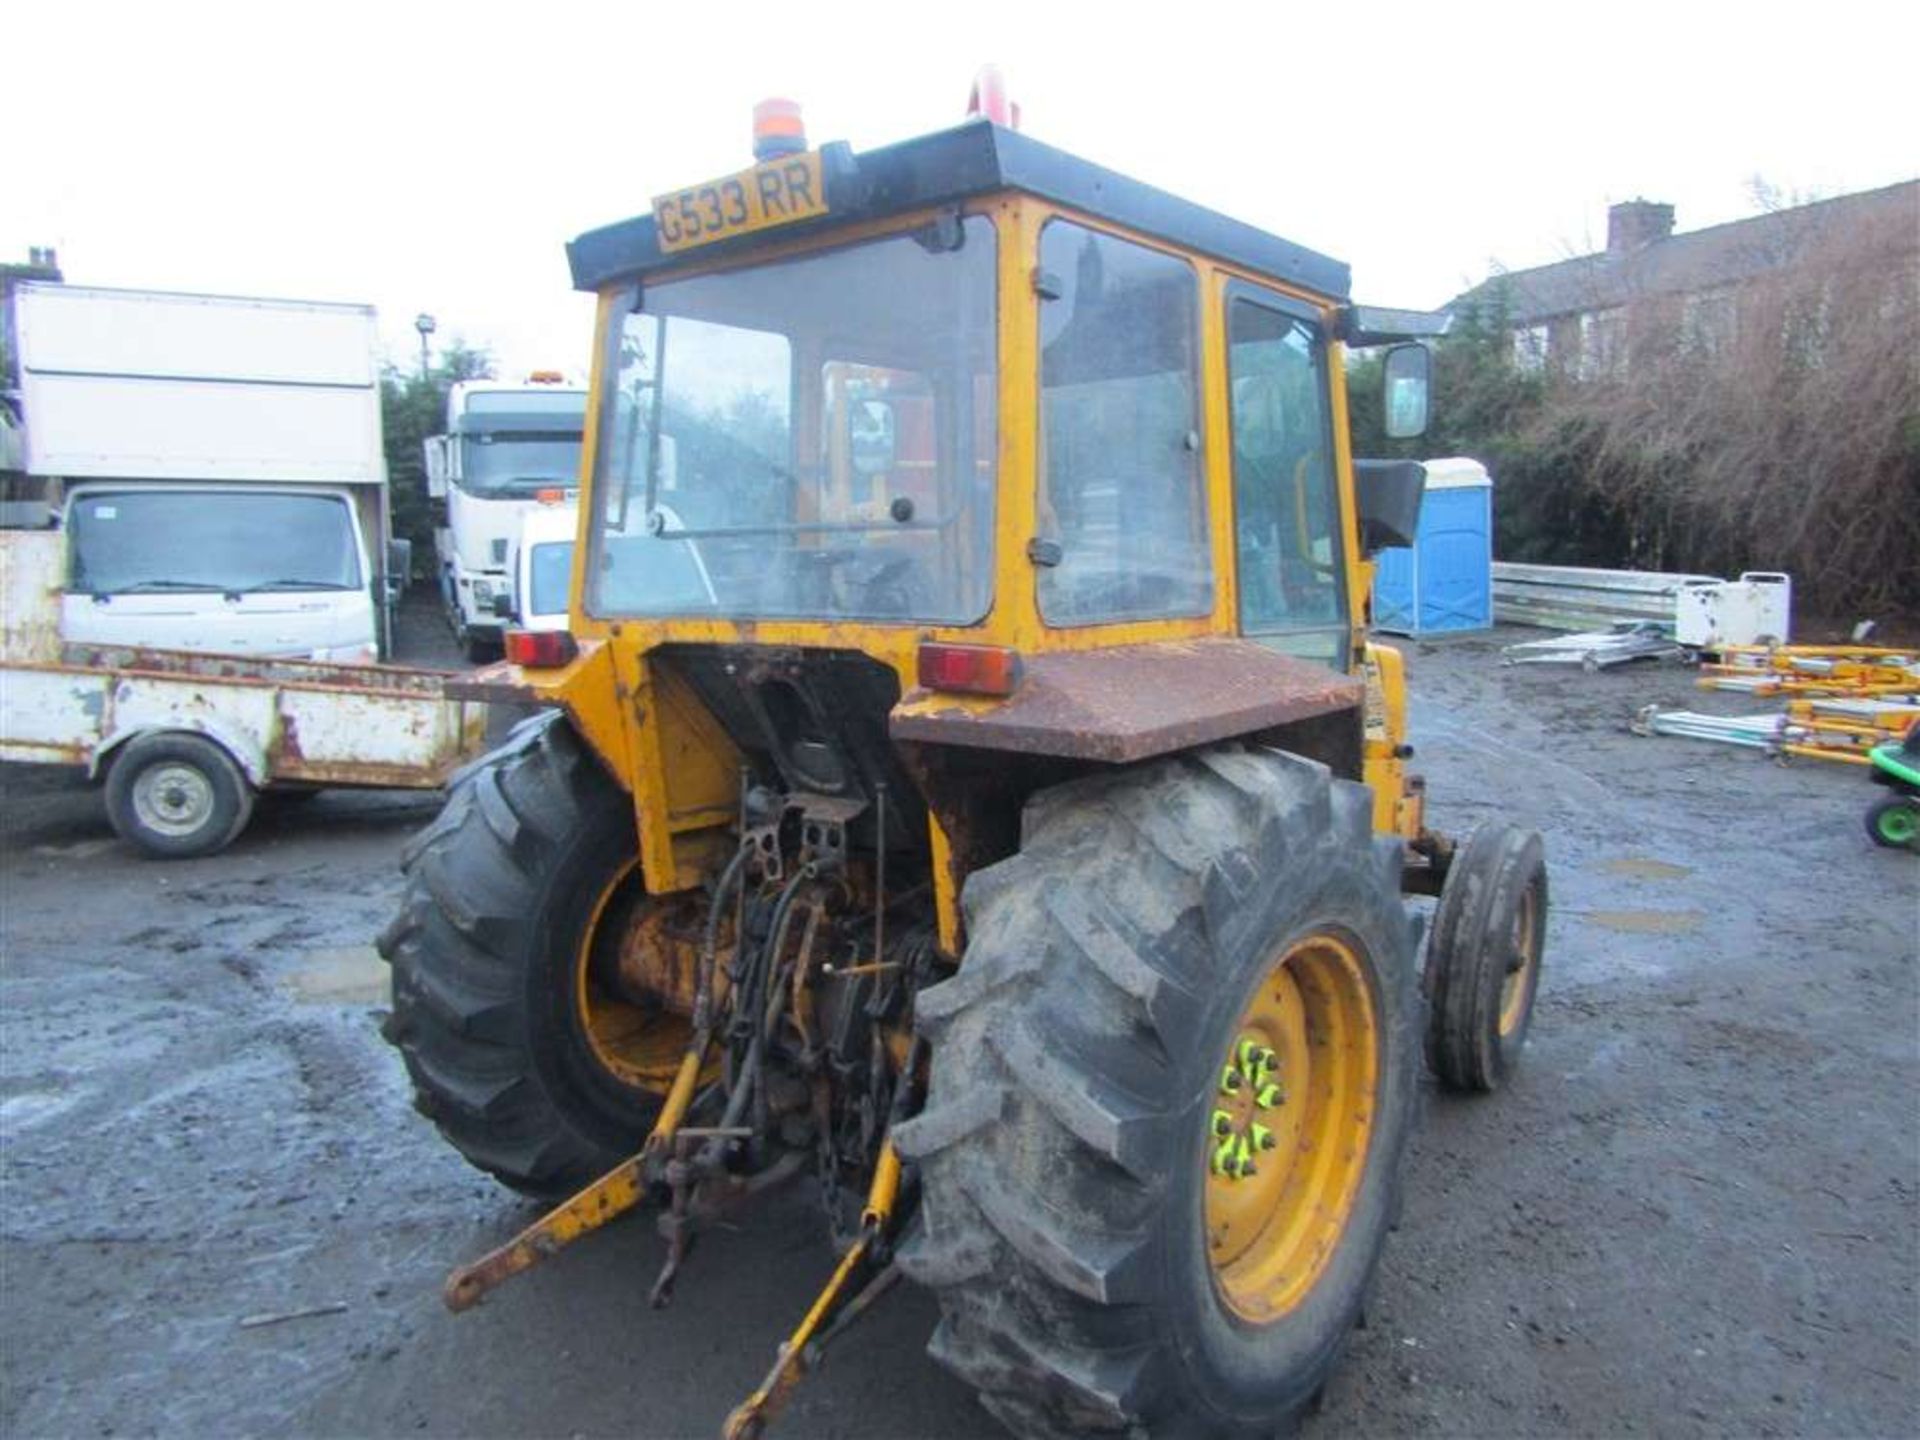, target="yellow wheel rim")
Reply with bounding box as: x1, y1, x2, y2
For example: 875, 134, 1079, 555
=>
1497, 885, 1540, 1038
1205, 931, 1379, 1322
573, 859, 695, 1094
